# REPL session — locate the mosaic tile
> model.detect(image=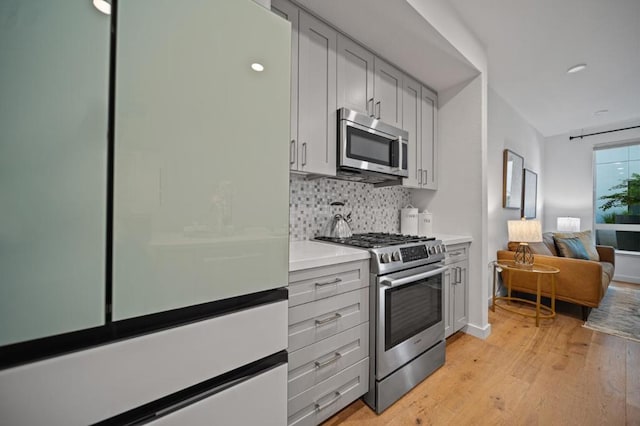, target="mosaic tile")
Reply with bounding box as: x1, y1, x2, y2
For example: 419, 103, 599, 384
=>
289, 175, 412, 241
